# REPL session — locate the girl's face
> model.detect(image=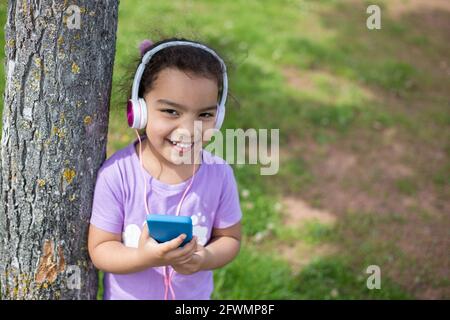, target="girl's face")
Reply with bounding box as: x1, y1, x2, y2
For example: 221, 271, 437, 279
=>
143, 67, 219, 166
